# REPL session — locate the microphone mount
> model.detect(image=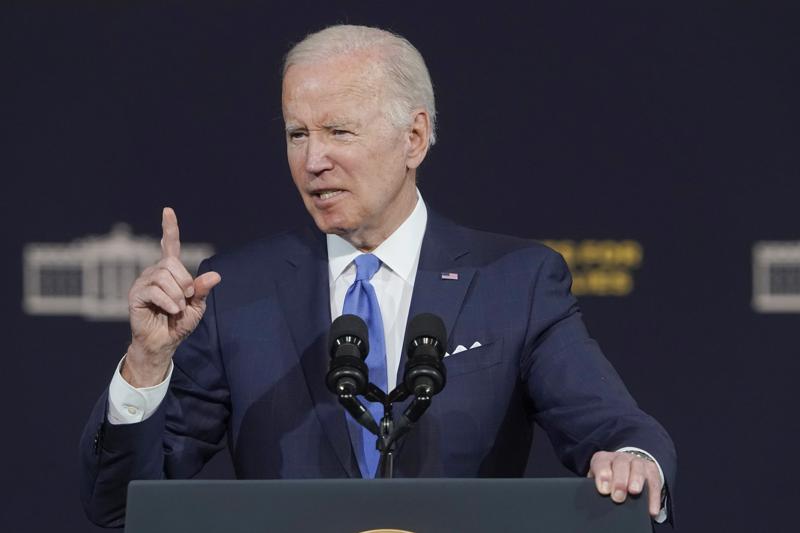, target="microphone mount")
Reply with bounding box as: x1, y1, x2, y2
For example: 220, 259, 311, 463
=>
328, 313, 448, 479
363, 381, 435, 479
